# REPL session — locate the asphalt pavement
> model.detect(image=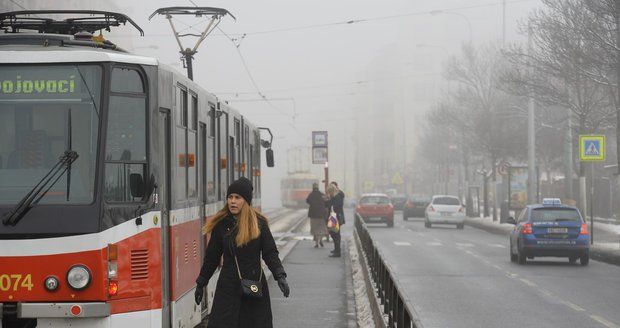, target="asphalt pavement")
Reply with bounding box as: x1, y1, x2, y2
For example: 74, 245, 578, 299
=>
363, 210, 620, 328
